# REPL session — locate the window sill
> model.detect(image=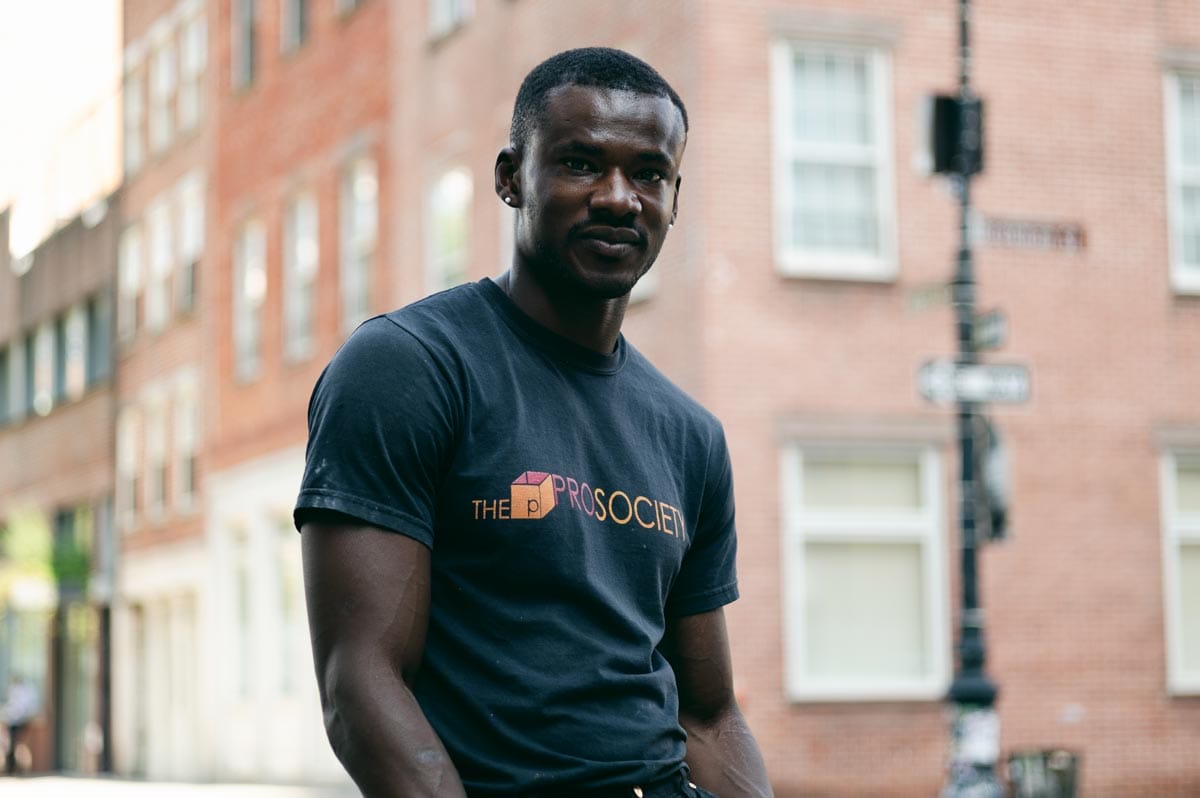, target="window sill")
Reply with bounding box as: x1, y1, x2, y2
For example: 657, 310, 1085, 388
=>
785, 679, 947, 703
1170, 268, 1200, 295
777, 253, 897, 283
